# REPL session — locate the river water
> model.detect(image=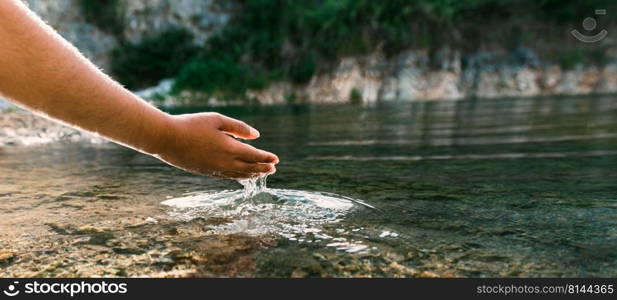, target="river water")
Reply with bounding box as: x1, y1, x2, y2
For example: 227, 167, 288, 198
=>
1, 95, 616, 277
